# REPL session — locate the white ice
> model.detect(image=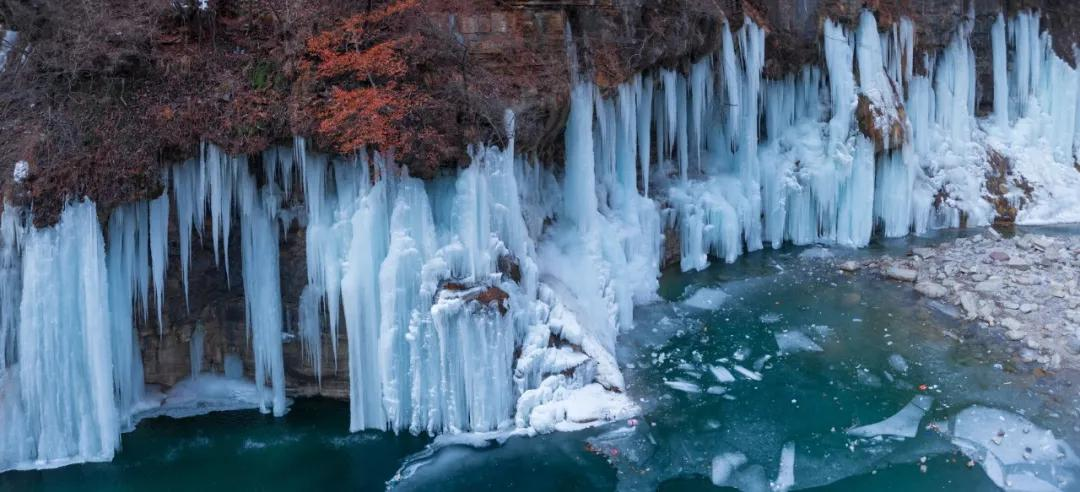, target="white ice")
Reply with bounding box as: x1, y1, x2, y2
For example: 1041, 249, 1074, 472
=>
774, 331, 824, 354
847, 395, 933, 439
682, 287, 729, 310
